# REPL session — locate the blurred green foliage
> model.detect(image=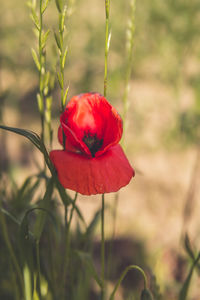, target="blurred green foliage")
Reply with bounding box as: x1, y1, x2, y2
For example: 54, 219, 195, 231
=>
1, 0, 200, 145
1, 1, 200, 298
